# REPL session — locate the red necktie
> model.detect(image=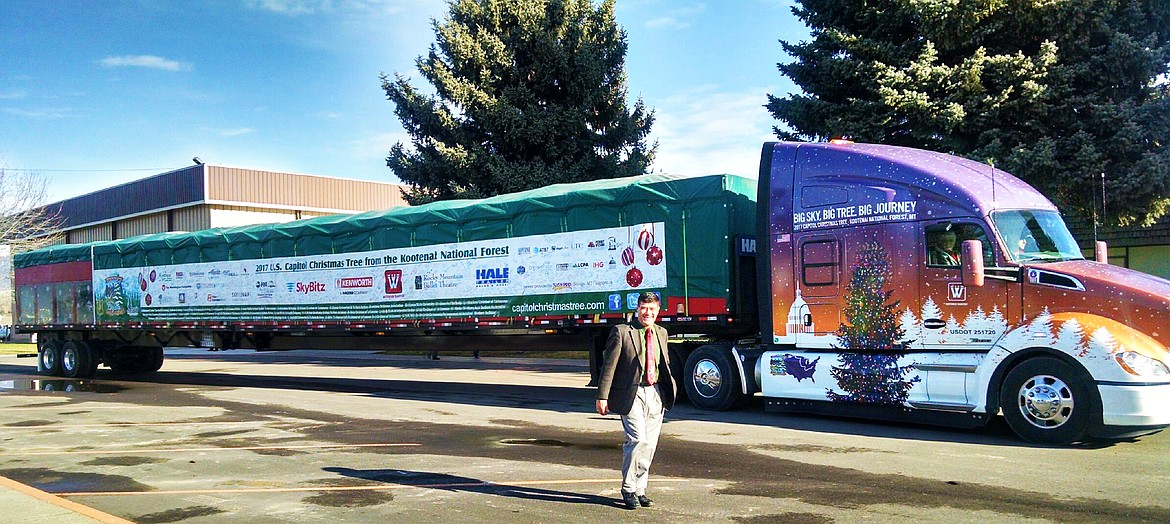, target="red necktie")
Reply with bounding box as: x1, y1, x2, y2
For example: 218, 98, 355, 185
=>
645, 329, 656, 385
